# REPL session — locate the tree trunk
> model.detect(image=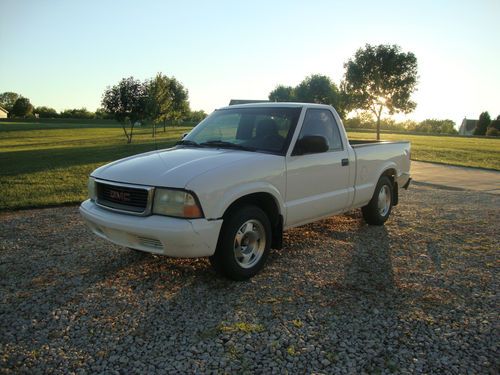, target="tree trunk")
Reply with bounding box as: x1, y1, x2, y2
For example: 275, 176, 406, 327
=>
121, 124, 131, 143
128, 124, 135, 144
163, 119, 166, 132
376, 105, 383, 141
376, 115, 381, 141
